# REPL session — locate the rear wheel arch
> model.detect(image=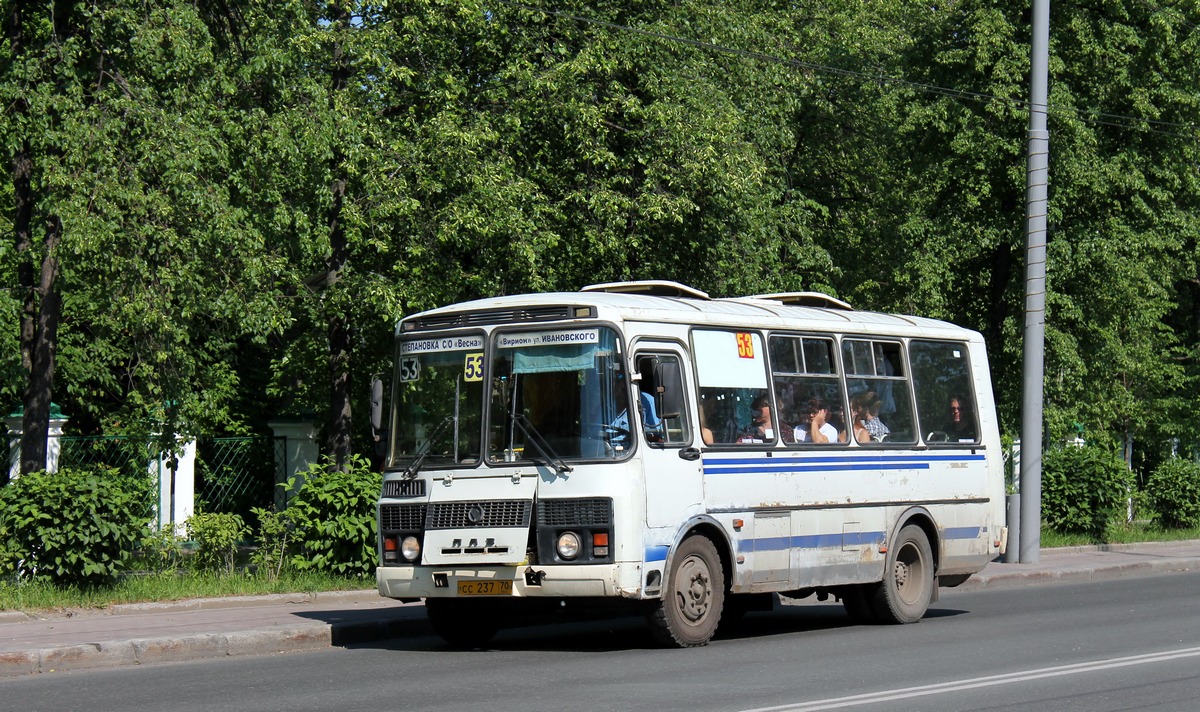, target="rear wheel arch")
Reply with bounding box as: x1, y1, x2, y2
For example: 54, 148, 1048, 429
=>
890, 507, 941, 573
